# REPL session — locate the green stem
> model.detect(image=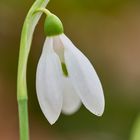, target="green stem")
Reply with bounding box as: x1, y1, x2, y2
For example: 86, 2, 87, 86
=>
18, 100, 29, 140
17, 0, 50, 140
